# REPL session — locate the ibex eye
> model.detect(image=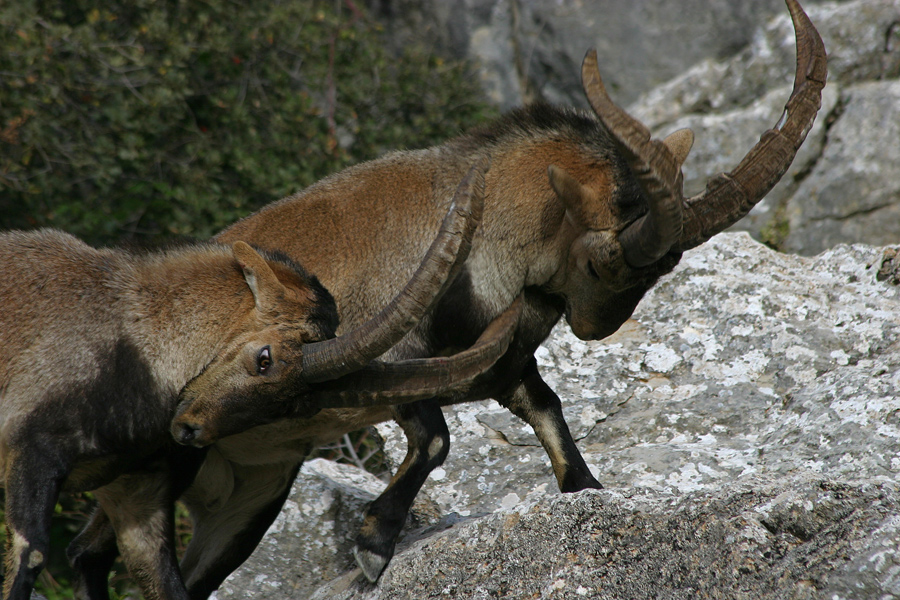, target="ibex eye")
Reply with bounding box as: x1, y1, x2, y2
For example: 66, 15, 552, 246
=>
256, 346, 272, 375
587, 261, 601, 281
